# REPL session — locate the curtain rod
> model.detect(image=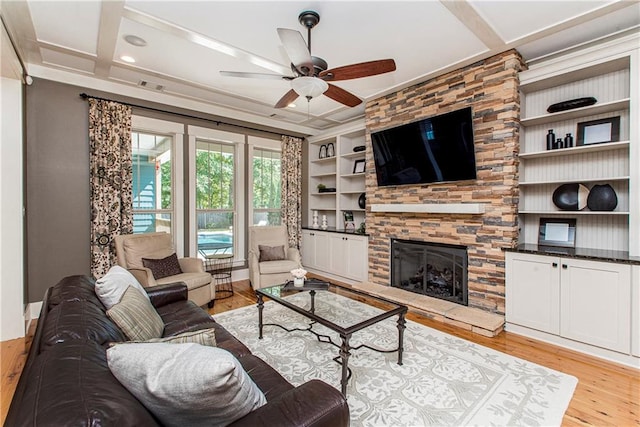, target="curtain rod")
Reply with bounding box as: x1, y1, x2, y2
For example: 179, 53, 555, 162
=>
79, 93, 302, 139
